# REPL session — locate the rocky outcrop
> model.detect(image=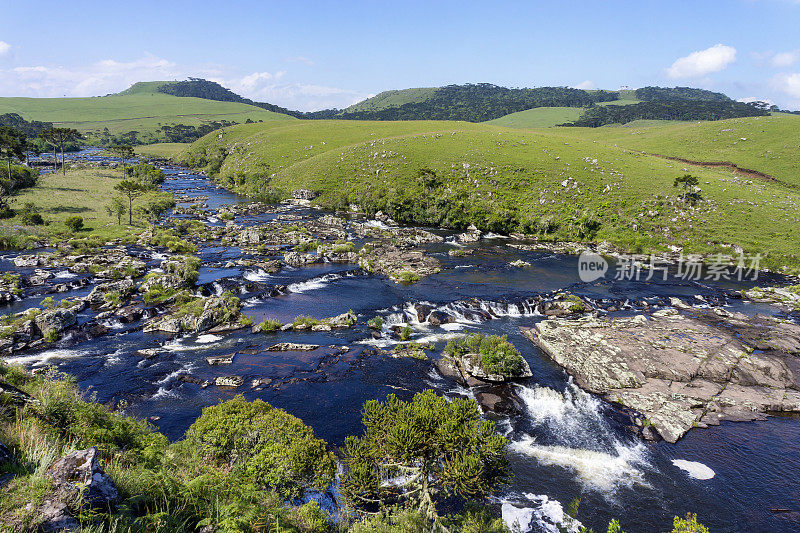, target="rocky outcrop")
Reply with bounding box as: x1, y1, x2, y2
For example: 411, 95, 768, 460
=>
283, 251, 318, 267
358, 244, 440, 283
34, 307, 78, 338
292, 189, 317, 200
143, 295, 248, 334
523, 308, 800, 442
743, 286, 800, 312
37, 447, 120, 531
267, 343, 320, 351
85, 279, 136, 307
